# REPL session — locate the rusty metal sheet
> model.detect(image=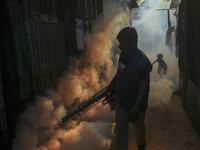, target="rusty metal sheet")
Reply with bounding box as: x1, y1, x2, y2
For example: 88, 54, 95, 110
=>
29, 21, 67, 75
